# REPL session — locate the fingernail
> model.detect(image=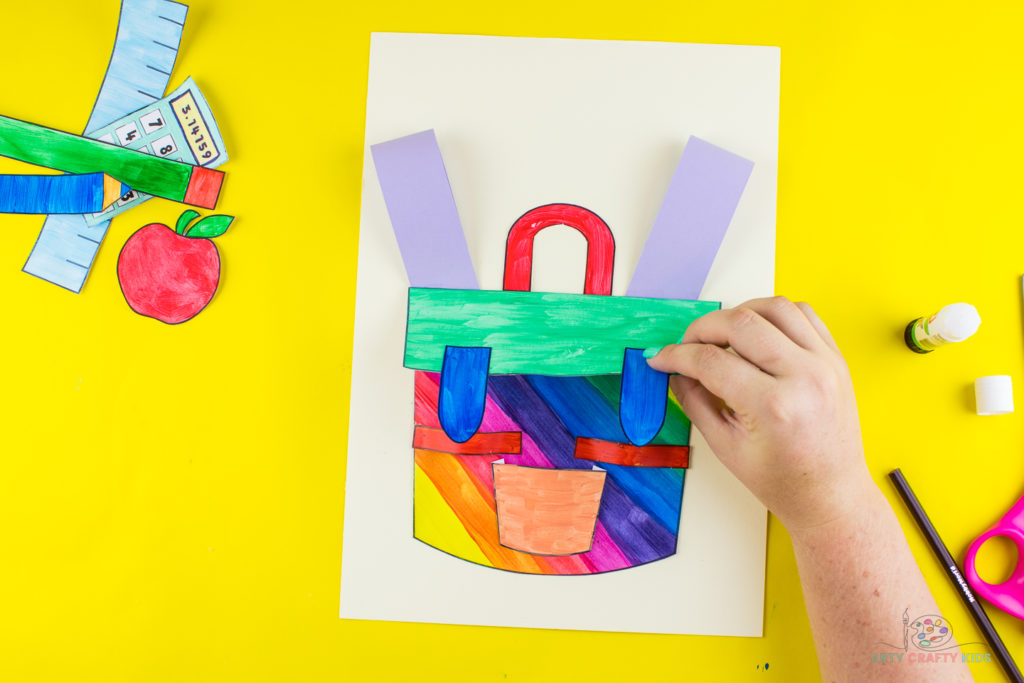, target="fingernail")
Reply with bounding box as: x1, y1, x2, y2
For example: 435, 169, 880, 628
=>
642, 346, 663, 359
